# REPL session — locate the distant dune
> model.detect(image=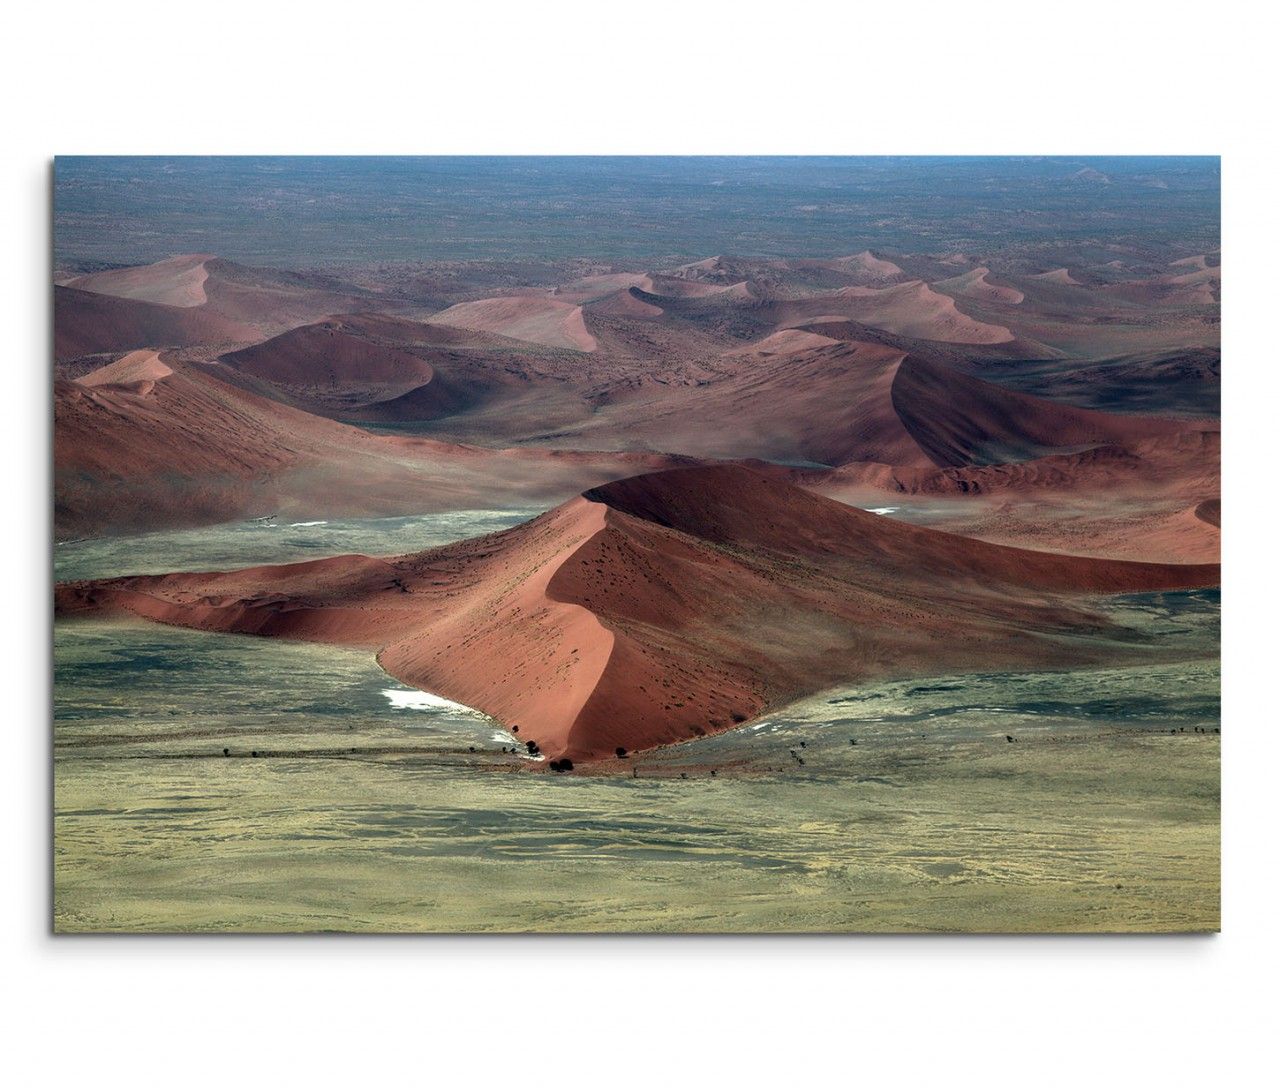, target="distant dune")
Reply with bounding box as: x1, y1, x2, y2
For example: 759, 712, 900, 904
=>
723, 328, 841, 356
70, 253, 214, 307
53, 355, 688, 535
548, 335, 1194, 471
827, 250, 906, 282
57, 466, 1219, 763
1031, 268, 1081, 285
427, 296, 597, 351
933, 266, 1025, 305
62, 254, 398, 339
888, 354, 1191, 466
220, 319, 449, 418
54, 285, 259, 361
553, 273, 655, 303
818, 282, 1015, 343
